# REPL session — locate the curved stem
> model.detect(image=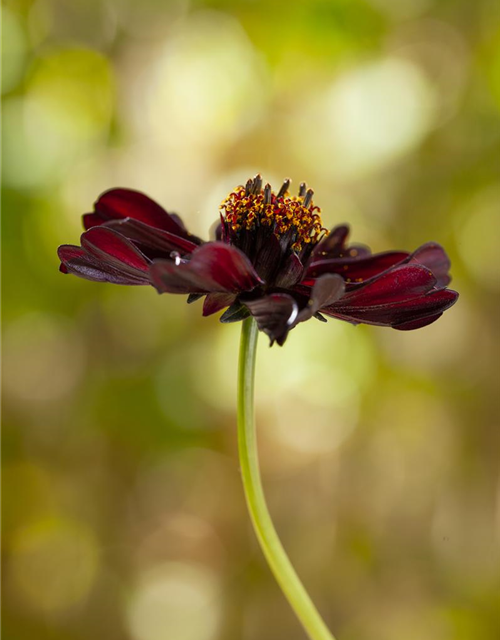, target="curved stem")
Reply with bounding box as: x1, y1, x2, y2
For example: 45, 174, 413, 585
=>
237, 317, 336, 640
